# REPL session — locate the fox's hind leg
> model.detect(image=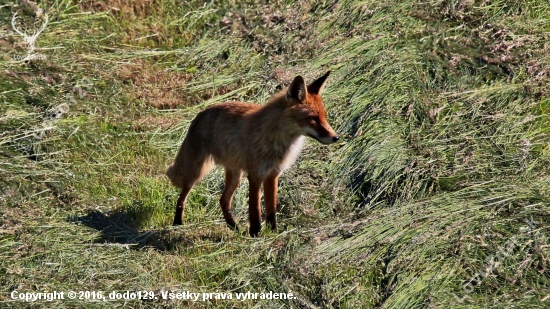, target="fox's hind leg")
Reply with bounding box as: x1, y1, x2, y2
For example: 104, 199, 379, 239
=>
173, 184, 192, 225
220, 169, 243, 230
170, 154, 215, 226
